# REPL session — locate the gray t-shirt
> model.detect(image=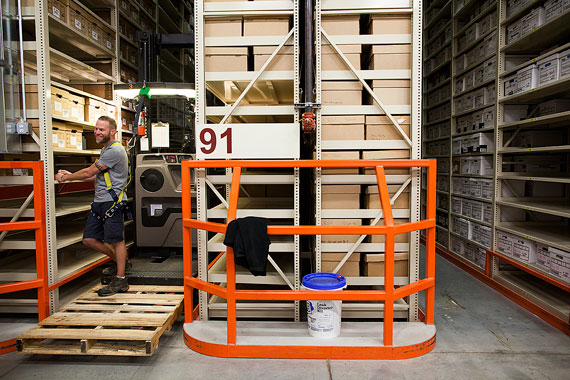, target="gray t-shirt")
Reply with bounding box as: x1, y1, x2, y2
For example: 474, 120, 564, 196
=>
94, 141, 128, 202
